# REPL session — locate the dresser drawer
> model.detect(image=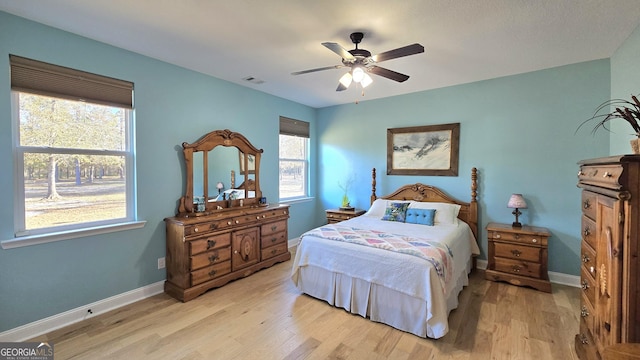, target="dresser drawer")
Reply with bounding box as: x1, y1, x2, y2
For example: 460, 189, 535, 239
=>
189, 233, 231, 255
261, 220, 287, 237
191, 261, 231, 286
185, 220, 233, 237
581, 241, 597, 281
581, 215, 597, 250
580, 266, 596, 306
191, 247, 231, 270
494, 242, 540, 262
261, 242, 288, 260
575, 321, 599, 360
261, 230, 286, 248
579, 164, 624, 190
489, 231, 546, 246
494, 258, 541, 278
581, 191, 597, 221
